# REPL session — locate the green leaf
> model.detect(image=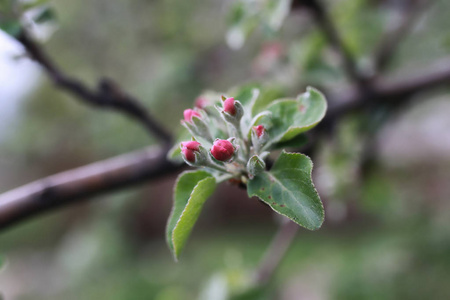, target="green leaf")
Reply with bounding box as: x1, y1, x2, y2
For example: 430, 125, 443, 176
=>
247, 151, 324, 230
250, 86, 285, 116
167, 170, 216, 260
227, 83, 284, 117
0, 20, 22, 37
34, 6, 57, 24
228, 84, 261, 107
271, 134, 308, 150
0, 1, 57, 37
264, 86, 327, 144
244, 110, 272, 138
